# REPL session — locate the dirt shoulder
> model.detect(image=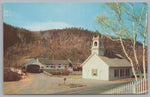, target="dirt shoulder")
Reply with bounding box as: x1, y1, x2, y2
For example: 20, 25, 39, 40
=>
3, 74, 32, 94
